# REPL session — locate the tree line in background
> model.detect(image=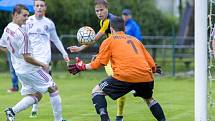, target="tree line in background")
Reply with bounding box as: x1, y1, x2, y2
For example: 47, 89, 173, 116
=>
0, 0, 178, 37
